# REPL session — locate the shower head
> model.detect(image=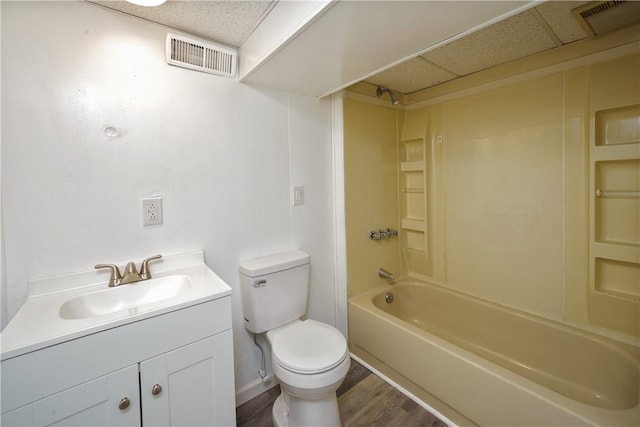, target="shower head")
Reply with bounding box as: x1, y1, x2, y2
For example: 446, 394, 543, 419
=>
376, 86, 400, 106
